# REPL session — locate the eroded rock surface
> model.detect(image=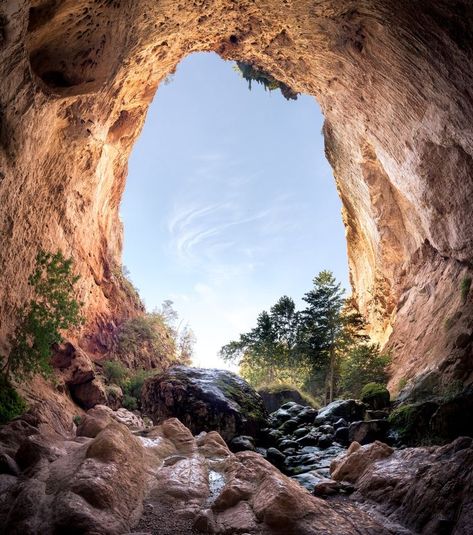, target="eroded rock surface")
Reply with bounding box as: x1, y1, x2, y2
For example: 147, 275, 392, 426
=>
0, 1, 472, 395
141, 366, 268, 441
